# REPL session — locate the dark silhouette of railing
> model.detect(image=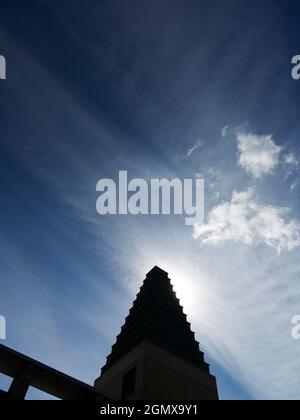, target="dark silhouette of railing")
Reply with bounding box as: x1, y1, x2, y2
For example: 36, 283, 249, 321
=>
0, 344, 109, 400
